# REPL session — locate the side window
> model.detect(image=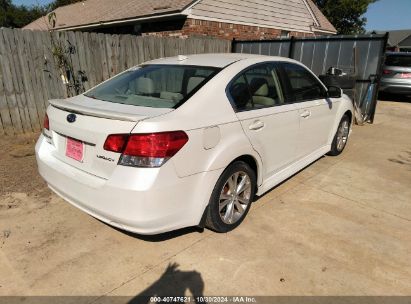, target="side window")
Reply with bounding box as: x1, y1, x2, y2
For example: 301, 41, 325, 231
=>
281, 63, 326, 102
228, 63, 285, 111
228, 75, 253, 111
